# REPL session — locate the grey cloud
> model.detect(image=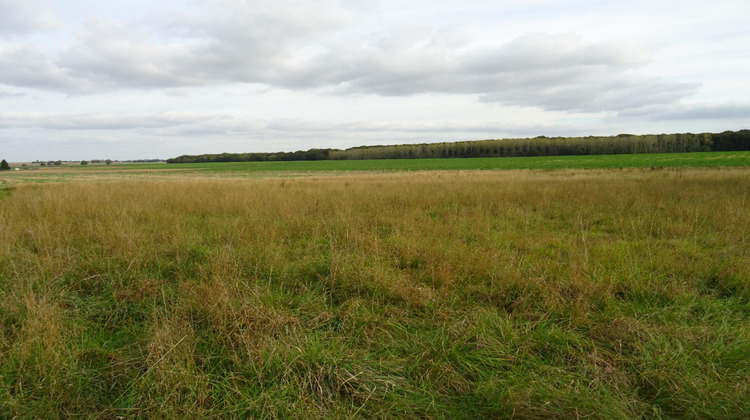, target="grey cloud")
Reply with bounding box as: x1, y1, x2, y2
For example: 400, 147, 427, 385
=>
0, 0, 56, 36
0, 89, 25, 98
0, 111, 574, 141
58, 18, 199, 90
0, 2, 699, 114
462, 34, 650, 73
57, 1, 361, 89
620, 103, 750, 120
298, 33, 697, 112
0, 46, 87, 91
477, 70, 699, 113
0, 112, 204, 130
